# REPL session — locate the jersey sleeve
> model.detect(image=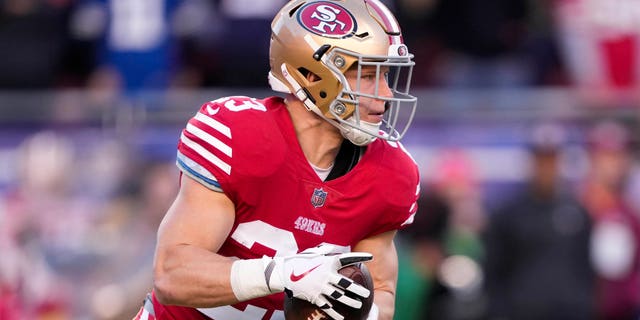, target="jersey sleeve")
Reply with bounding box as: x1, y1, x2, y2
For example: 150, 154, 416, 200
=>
176, 96, 269, 196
